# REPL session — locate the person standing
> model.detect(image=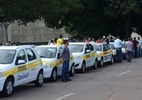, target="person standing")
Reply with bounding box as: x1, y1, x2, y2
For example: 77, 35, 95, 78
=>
137, 37, 142, 57
57, 35, 63, 45
133, 37, 139, 58
114, 36, 123, 63
61, 40, 72, 82
109, 37, 114, 42
49, 40, 54, 45
85, 37, 90, 43
125, 38, 133, 62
